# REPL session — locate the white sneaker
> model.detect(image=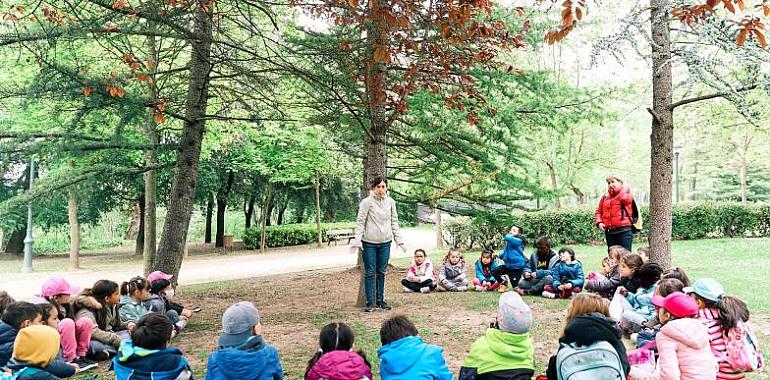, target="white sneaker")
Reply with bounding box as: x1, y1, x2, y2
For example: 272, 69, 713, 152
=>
457, 286, 468, 292
630, 333, 639, 342
542, 291, 556, 299
419, 286, 430, 293
475, 285, 485, 292
403, 286, 413, 293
